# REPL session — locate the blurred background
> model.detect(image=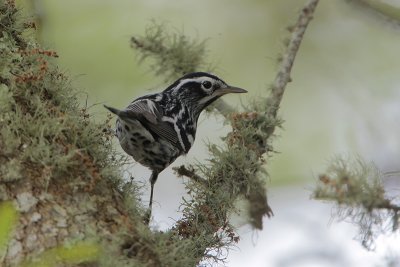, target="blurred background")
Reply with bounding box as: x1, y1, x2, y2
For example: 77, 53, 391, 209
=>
17, 0, 400, 266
